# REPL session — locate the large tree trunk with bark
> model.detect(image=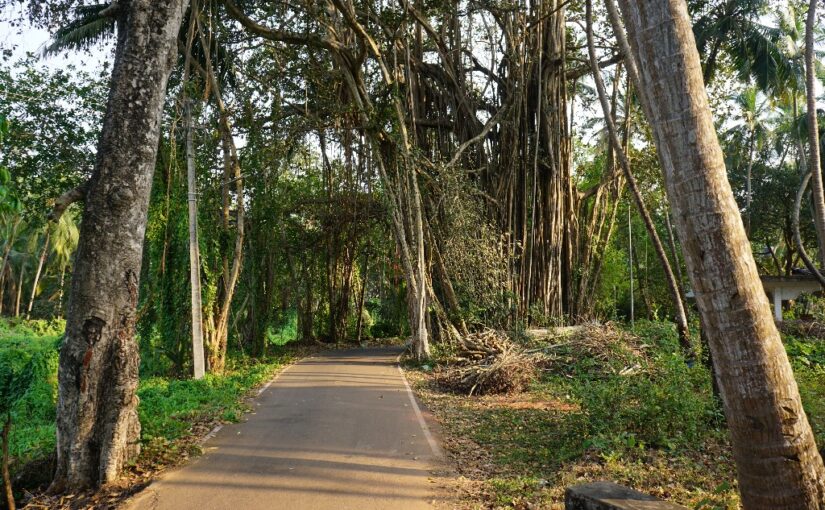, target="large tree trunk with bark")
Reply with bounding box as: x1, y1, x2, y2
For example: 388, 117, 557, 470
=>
617, 1, 825, 507
51, 0, 188, 491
